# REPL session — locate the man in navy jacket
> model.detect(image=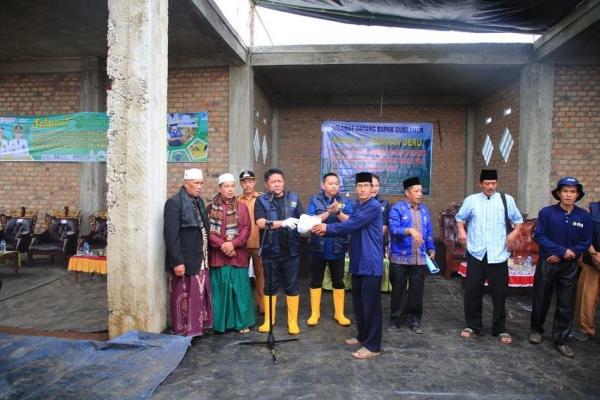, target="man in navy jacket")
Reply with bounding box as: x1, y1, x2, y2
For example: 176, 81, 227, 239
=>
313, 172, 383, 359
529, 177, 593, 358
